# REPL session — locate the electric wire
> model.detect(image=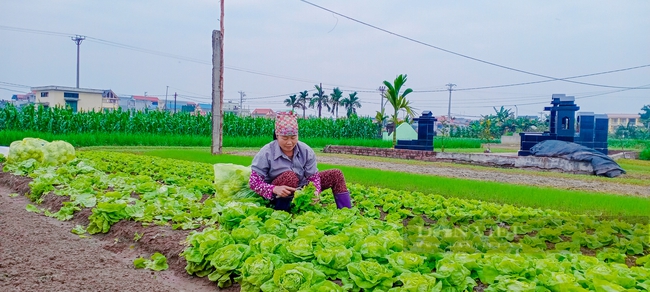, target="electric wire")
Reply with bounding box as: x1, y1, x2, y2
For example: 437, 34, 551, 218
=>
299, 0, 649, 90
